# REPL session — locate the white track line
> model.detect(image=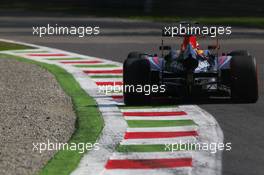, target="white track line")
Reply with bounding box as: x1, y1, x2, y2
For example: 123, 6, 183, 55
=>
92, 78, 123, 82
120, 137, 198, 145
109, 152, 193, 160
102, 168, 192, 175
126, 126, 198, 132
78, 67, 122, 71
120, 107, 182, 112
